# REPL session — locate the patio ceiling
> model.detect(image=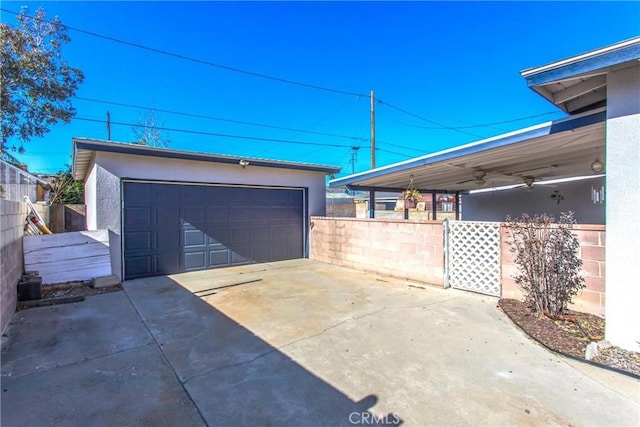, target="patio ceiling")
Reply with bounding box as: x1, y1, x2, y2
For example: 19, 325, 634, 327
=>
329, 109, 605, 193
